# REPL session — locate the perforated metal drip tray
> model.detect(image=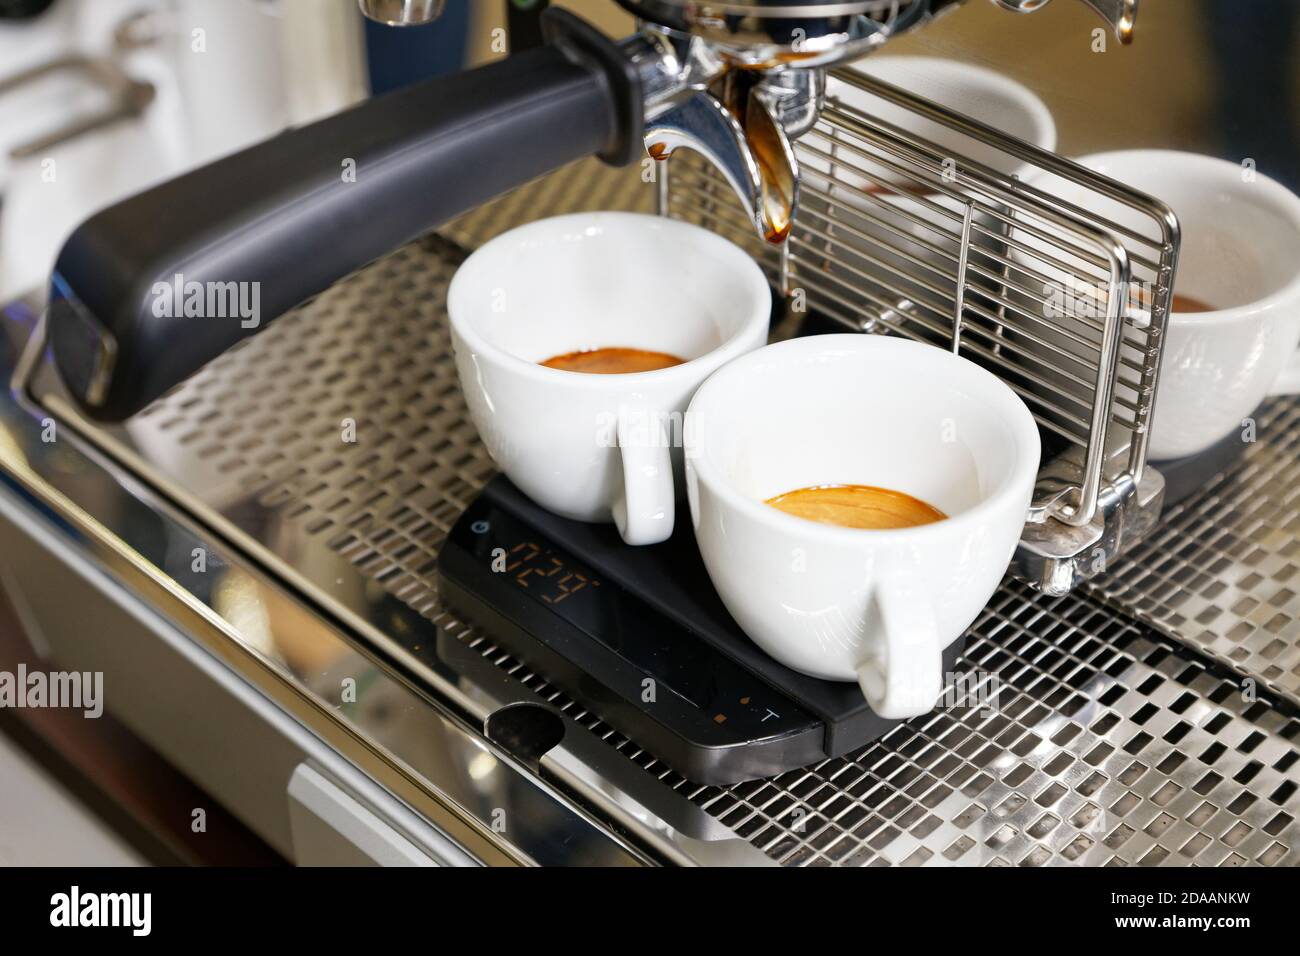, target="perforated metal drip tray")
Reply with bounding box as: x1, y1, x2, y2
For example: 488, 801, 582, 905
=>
29, 223, 1300, 866
699, 585, 1300, 867
455, 571, 1300, 866
1090, 398, 1300, 708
